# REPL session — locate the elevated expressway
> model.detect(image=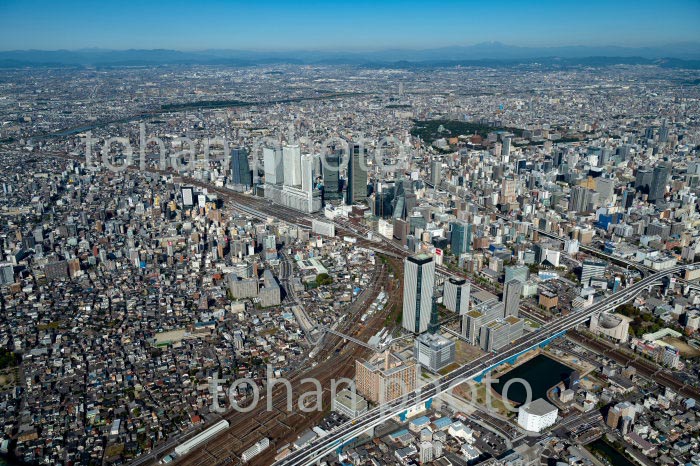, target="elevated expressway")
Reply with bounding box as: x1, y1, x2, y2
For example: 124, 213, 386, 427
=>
41, 152, 699, 463
274, 263, 695, 466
